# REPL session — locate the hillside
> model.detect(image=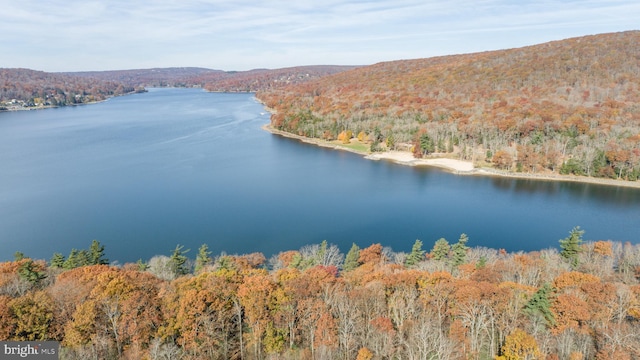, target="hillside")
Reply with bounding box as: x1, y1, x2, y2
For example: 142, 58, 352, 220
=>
257, 31, 640, 182
199, 65, 359, 92
0, 68, 137, 110
67, 67, 224, 88
68, 65, 358, 91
